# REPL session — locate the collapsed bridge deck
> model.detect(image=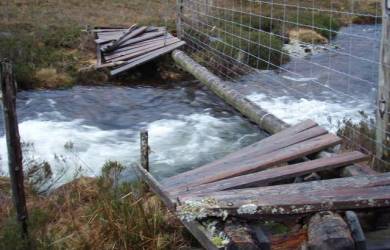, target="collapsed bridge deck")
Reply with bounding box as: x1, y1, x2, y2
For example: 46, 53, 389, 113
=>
135, 119, 390, 249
